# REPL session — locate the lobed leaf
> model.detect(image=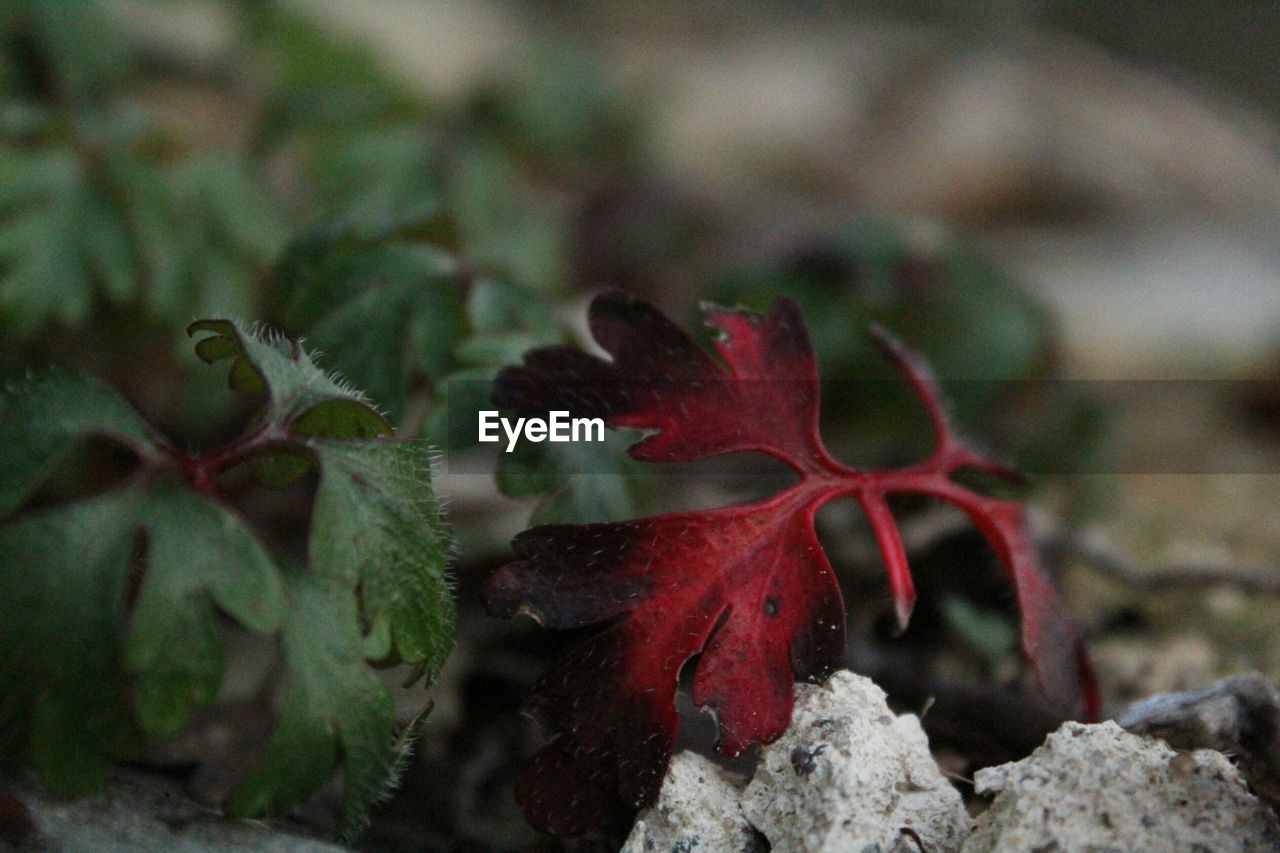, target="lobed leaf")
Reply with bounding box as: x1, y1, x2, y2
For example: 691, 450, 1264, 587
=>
188, 318, 392, 441
488, 292, 1097, 836
274, 211, 464, 421
0, 371, 154, 515
0, 135, 283, 340
308, 439, 454, 679
0, 490, 143, 794
125, 481, 282, 738
0, 471, 284, 787
225, 568, 399, 840
188, 322, 455, 824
